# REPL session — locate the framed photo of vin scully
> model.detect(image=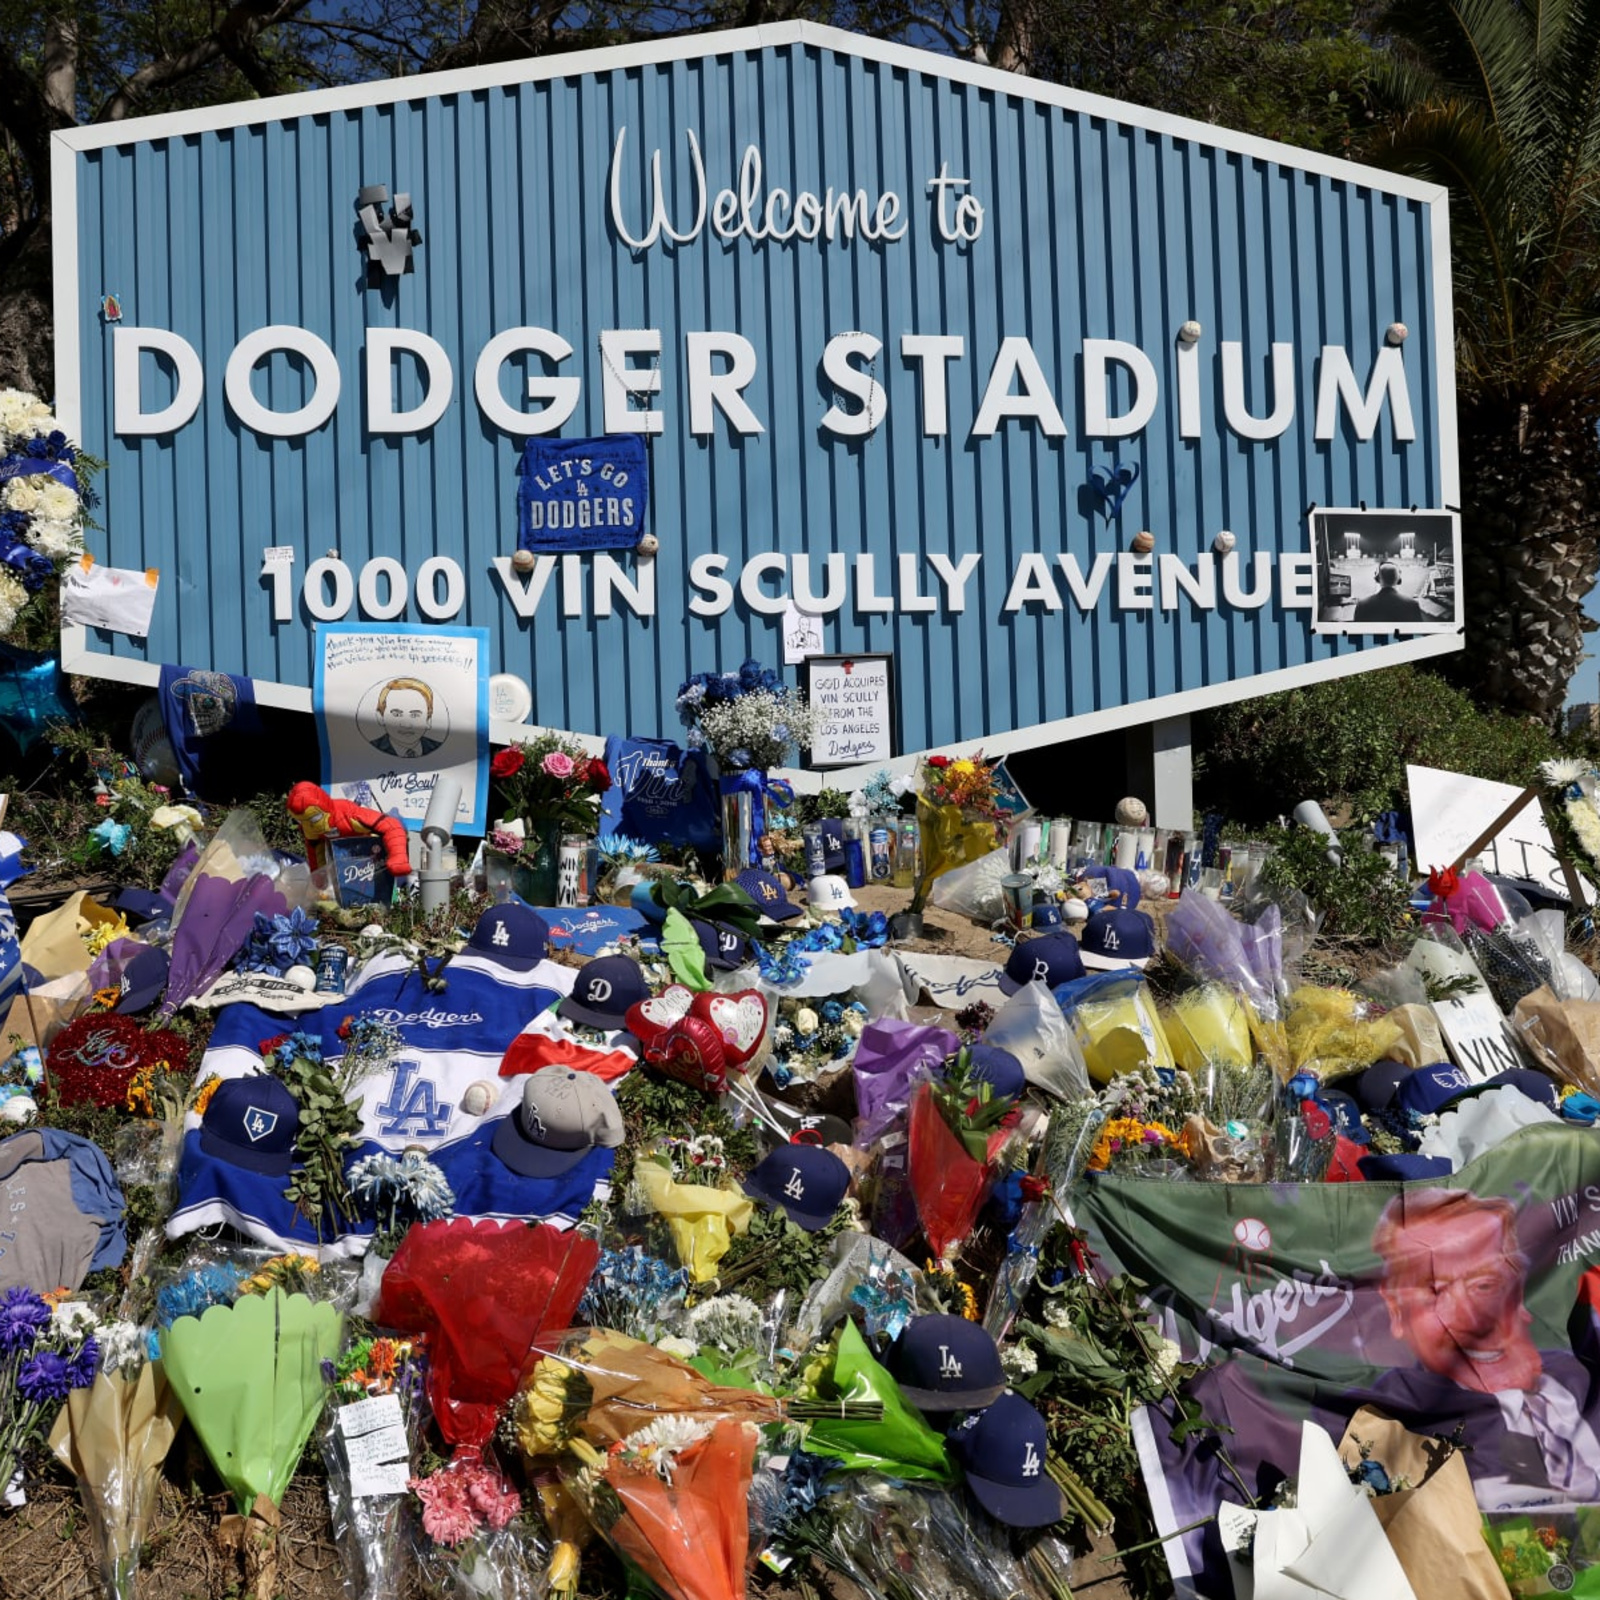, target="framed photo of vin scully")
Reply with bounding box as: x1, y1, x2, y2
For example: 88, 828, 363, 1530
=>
1308, 507, 1461, 635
